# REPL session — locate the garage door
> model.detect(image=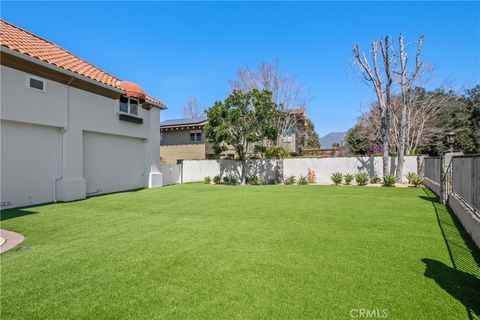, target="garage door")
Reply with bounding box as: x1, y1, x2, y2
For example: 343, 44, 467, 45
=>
83, 131, 144, 195
1, 120, 60, 208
